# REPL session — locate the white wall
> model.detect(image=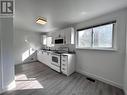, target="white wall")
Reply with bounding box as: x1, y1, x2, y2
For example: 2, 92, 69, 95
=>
75, 9, 127, 88
0, 16, 2, 93
124, 10, 127, 95
0, 18, 15, 93
14, 28, 41, 64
